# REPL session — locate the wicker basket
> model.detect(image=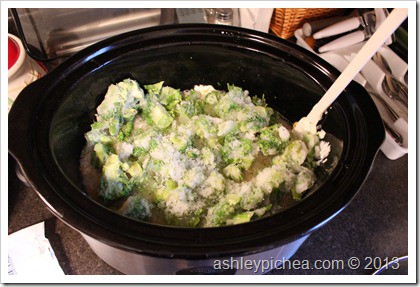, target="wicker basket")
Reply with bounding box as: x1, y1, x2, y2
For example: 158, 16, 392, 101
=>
270, 8, 346, 39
